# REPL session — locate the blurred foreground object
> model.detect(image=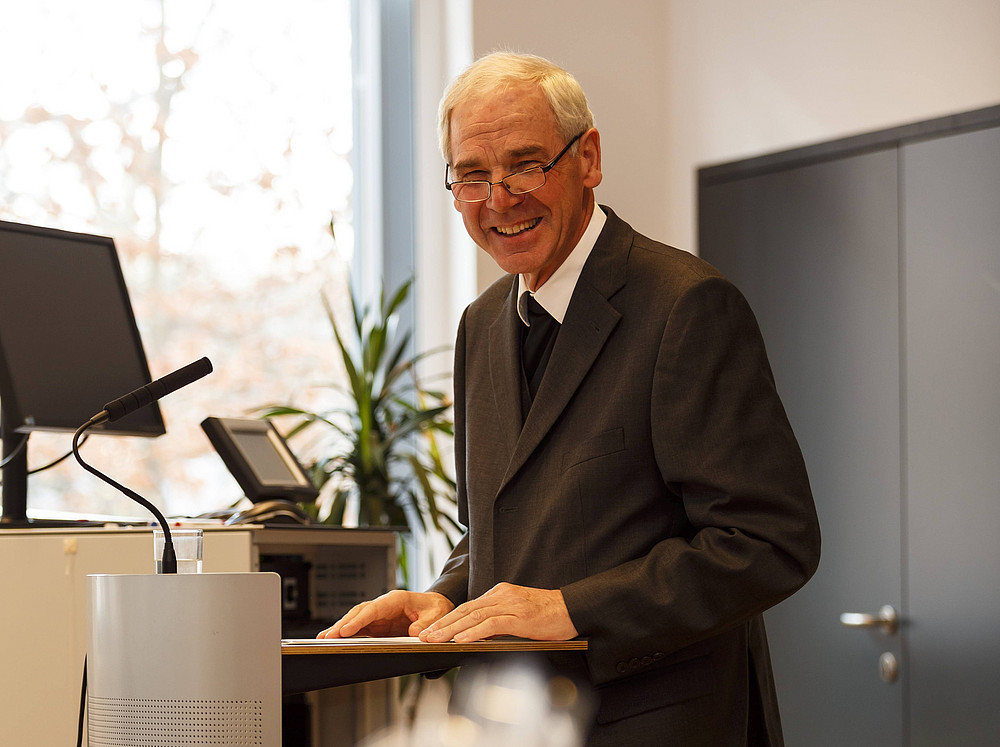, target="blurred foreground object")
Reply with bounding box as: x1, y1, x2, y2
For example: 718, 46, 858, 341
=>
362, 657, 593, 747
